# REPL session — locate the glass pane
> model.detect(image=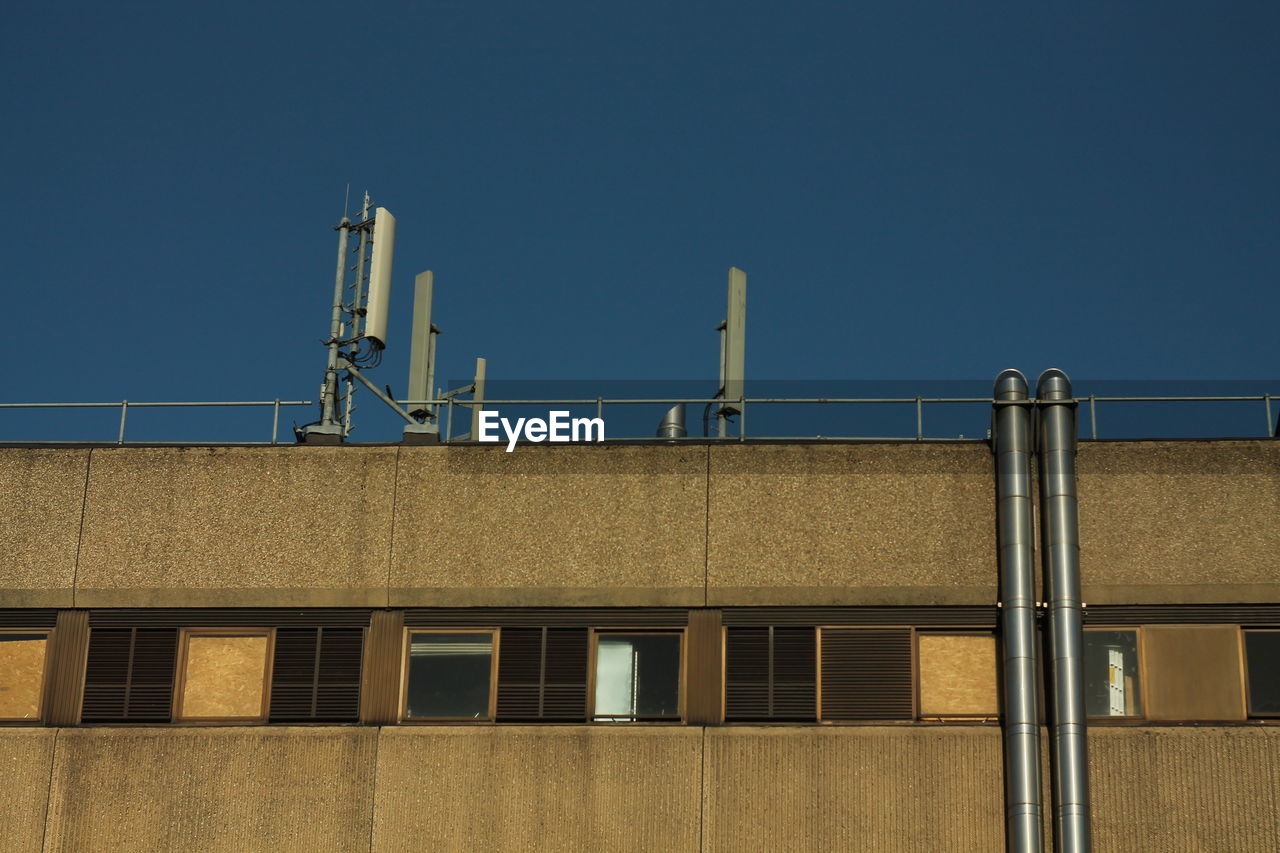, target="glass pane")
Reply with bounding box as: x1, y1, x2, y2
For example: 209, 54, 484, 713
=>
406, 633, 493, 719
181, 634, 269, 718
1084, 630, 1142, 717
594, 634, 680, 720
918, 634, 998, 716
1245, 631, 1280, 716
0, 634, 47, 720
